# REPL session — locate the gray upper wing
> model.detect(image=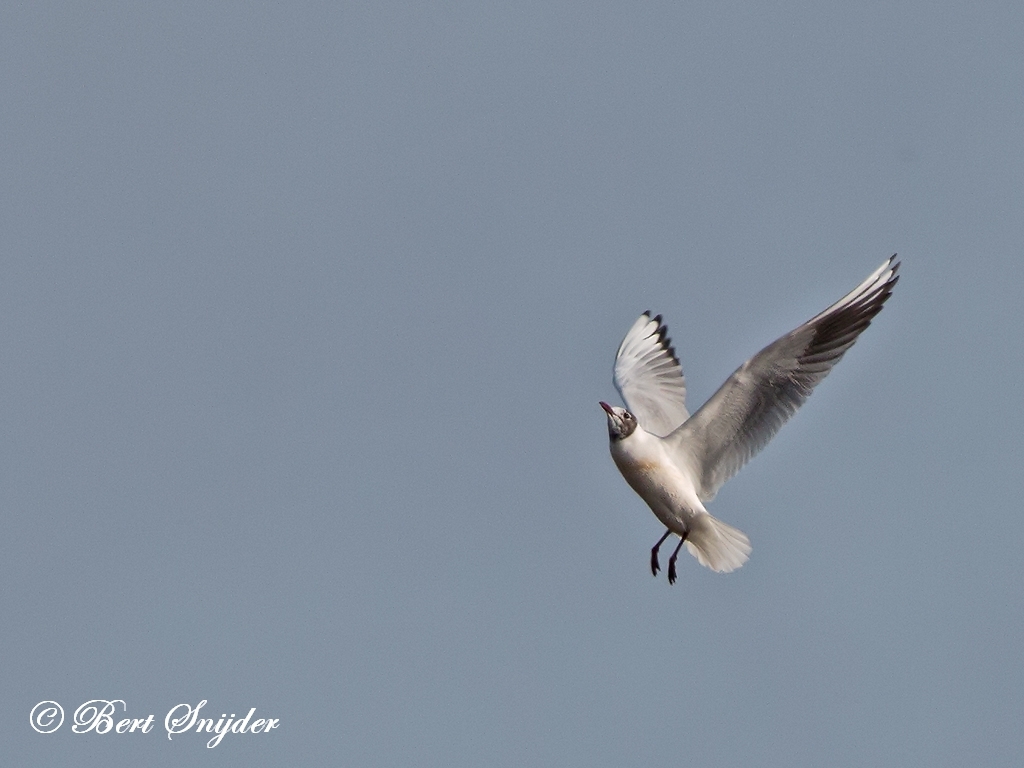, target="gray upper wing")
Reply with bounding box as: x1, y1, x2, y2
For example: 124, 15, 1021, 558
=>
613, 313, 689, 437
669, 256, 899, 501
